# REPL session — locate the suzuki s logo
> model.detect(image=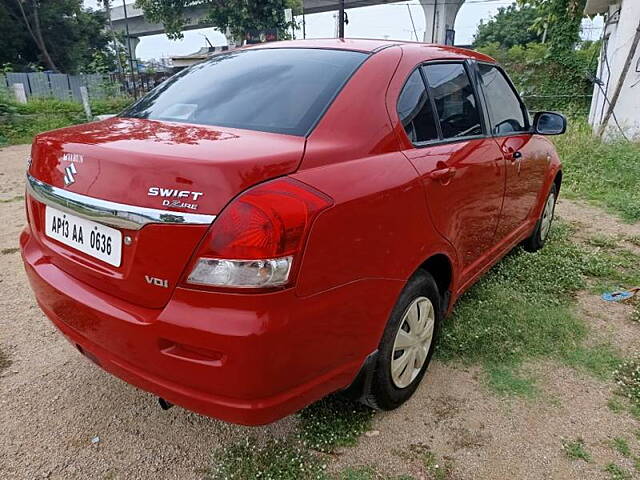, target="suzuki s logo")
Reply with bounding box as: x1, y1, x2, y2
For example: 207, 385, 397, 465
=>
63, 164, 77, 186
145, 275, 169, 288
